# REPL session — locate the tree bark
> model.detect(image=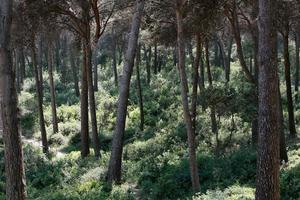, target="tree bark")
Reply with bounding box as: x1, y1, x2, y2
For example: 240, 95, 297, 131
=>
107, 0, 145, 183
32, 39, 48, 154
255, 0, 280, 199
93, 47, 99, 91
176, 3, 200, 192
146, 46, 152, 84
47, 39, 58, 134
0, 1, 27, 198
136, 45, 144, 131
19, 46, 26, 85
283, 23, 297, 138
